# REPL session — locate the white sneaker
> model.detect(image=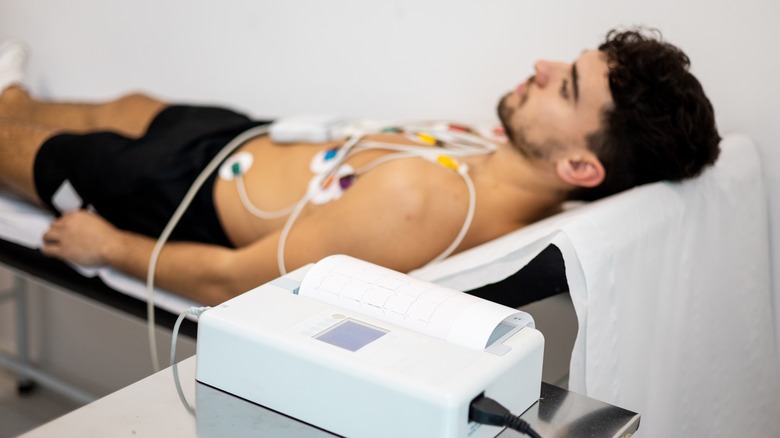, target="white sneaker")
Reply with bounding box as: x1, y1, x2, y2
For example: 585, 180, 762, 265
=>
0, 39, 28, 93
